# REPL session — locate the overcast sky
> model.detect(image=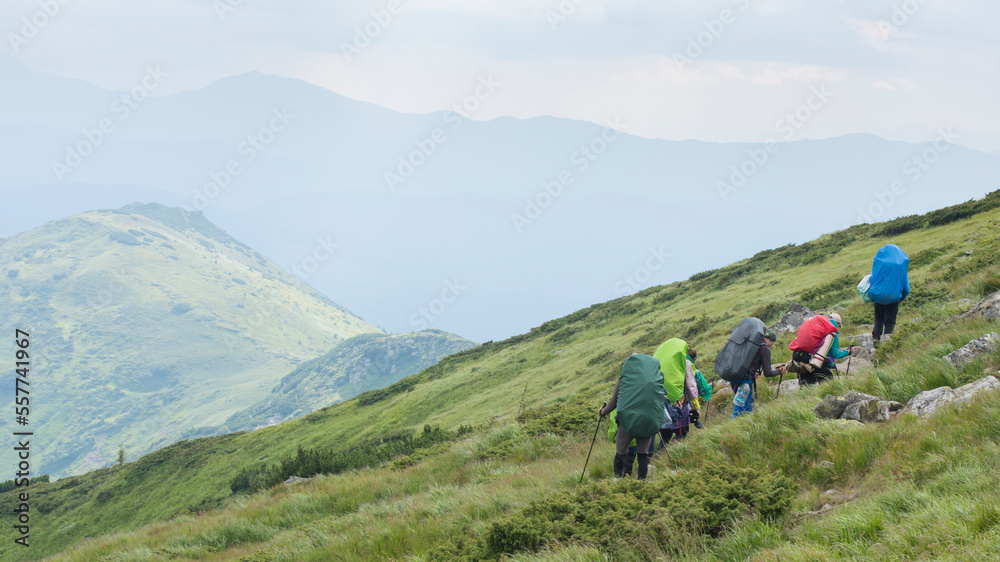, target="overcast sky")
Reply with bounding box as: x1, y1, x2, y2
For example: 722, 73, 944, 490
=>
3, 0, 999, 149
